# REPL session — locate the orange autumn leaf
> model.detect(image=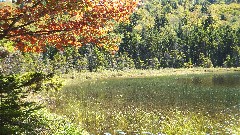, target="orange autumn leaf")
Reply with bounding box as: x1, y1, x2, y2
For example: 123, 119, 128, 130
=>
0, 0, 141, 52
